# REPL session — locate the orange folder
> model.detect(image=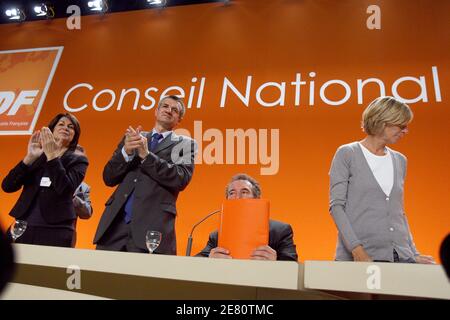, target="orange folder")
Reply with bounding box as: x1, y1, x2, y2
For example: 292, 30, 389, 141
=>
218, 199, 270, 259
